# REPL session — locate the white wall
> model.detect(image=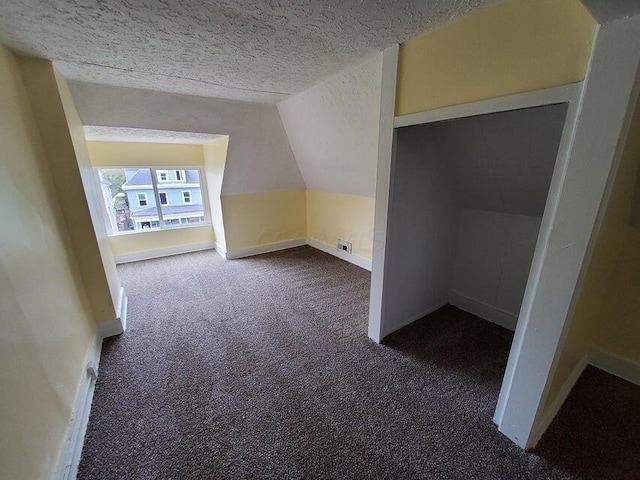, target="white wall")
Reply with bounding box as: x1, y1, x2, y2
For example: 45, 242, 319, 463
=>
381, 125, 460, 337
381, 103, 566, 337
431, 103, 567, 217
451, 209, 542, 329
439, 104, 566, 329
277, 54, 383, 197
68, 81, 305, 195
